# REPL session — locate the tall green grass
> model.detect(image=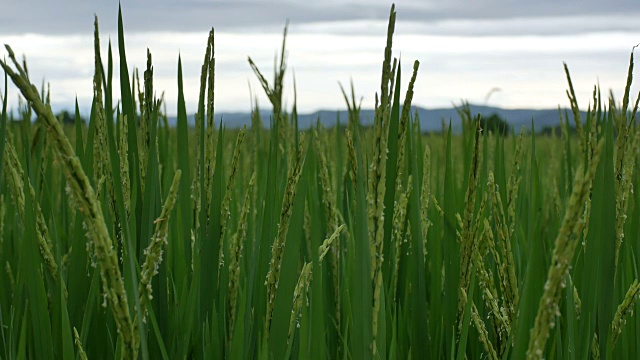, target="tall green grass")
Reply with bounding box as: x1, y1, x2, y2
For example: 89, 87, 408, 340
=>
1, 4, 640, 359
